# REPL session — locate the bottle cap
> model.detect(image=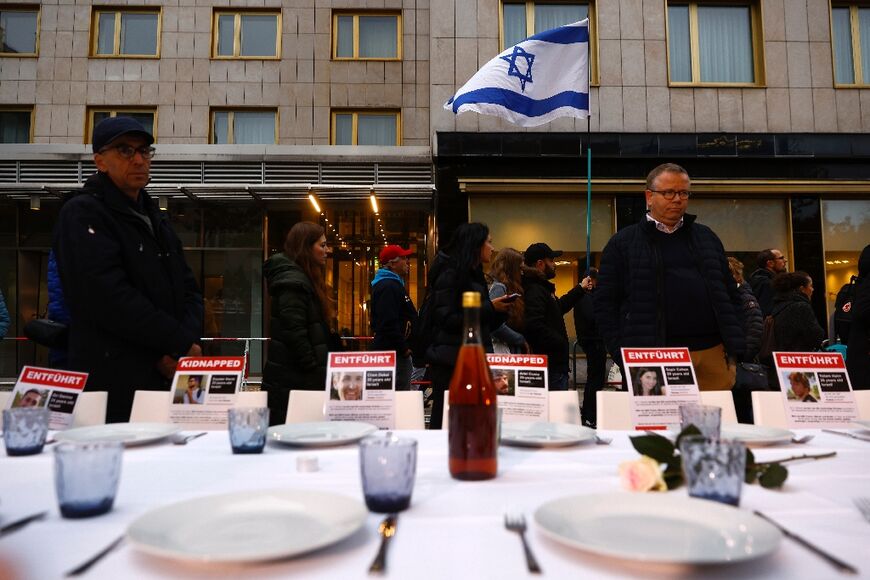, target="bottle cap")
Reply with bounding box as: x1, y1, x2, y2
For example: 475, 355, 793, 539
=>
462, 291, 481, 308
